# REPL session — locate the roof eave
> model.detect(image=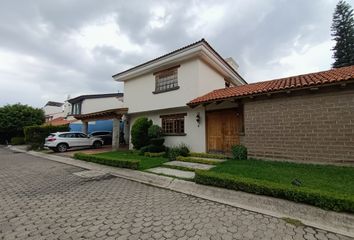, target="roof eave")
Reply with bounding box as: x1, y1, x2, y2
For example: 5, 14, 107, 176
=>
112, 41, 245, 85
